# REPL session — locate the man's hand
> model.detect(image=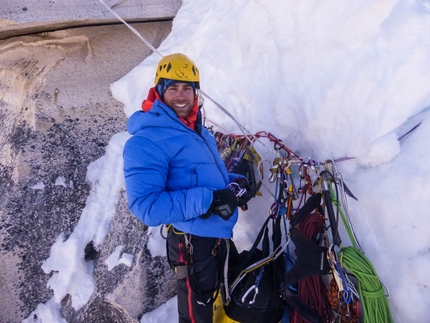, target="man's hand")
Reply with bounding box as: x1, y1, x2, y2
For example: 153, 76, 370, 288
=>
228, 178, 254, 209
202, 189, 238, 221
